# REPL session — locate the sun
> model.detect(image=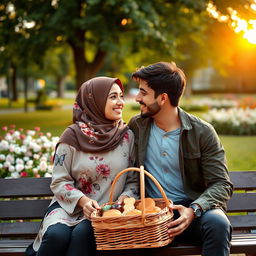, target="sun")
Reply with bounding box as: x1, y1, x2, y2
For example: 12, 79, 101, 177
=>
207, 1, 256, 45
